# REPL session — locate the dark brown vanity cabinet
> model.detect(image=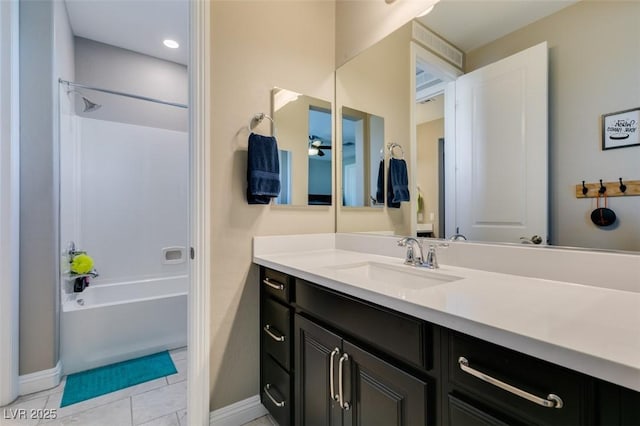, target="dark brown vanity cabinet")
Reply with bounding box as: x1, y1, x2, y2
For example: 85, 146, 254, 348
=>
443, 331, 591, 426
259, 266, 640, 426
260, 268, 294, 426
295, 314, 428, 426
